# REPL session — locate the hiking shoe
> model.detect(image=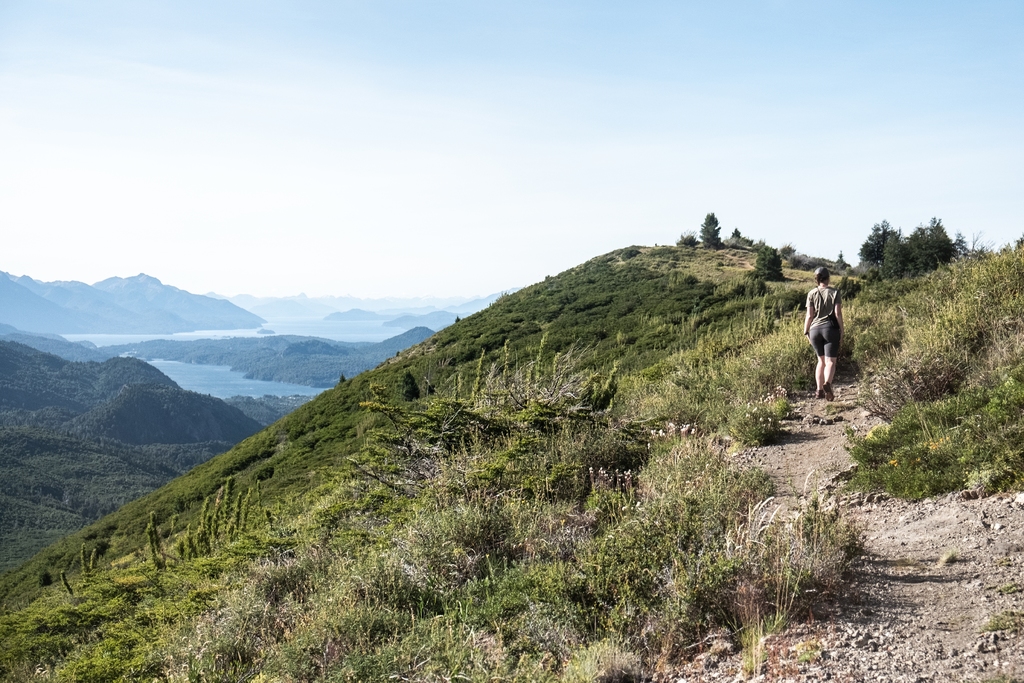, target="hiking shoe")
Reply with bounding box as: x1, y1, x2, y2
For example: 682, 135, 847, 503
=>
823, 383, 835, 401
815, 389, 825, 399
